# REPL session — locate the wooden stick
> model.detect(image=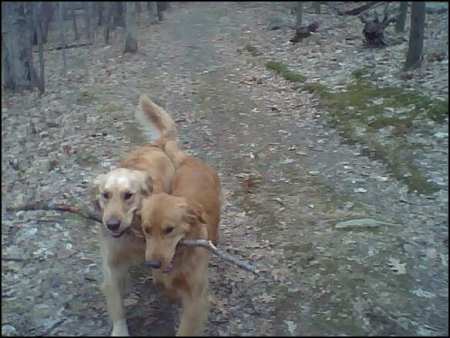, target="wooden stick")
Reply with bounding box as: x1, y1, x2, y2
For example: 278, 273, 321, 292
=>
6, 201, 258, 275
7, 201, 102, 223
181, 239, 259, 275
